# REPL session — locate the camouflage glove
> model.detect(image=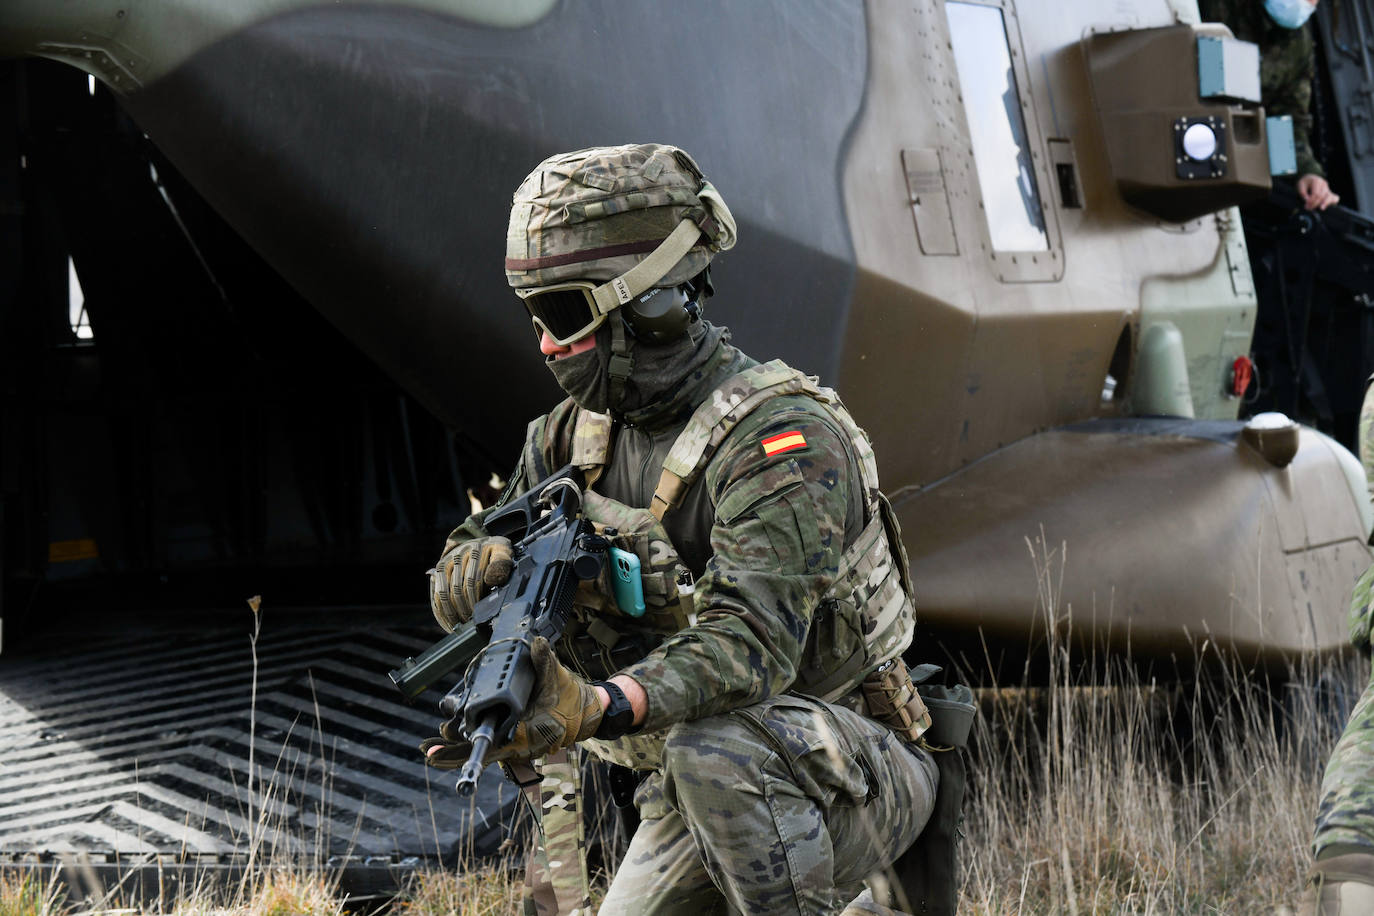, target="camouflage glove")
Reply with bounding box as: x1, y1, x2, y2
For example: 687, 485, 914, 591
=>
420, 637, 603, 768
429, 536, 514, 631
